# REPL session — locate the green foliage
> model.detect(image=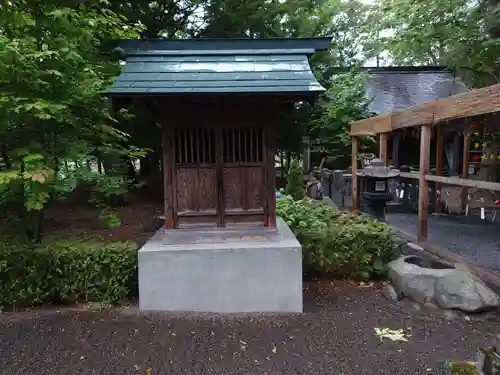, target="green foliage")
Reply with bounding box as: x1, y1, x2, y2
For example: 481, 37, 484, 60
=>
286, 159, 305, 200
364, 0, 500, 88
0, 1, 148, 239
0, 238, 138, 309
309, 70, 376, 159
277, 195, 395, 279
